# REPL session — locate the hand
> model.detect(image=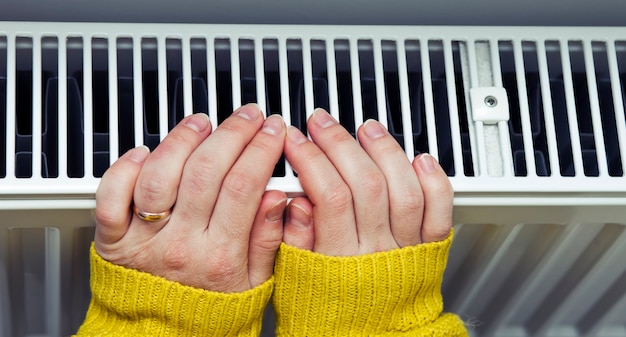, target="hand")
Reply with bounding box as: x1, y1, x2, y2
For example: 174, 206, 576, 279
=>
282, 108, 453, 256
94, 104, 287, 292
